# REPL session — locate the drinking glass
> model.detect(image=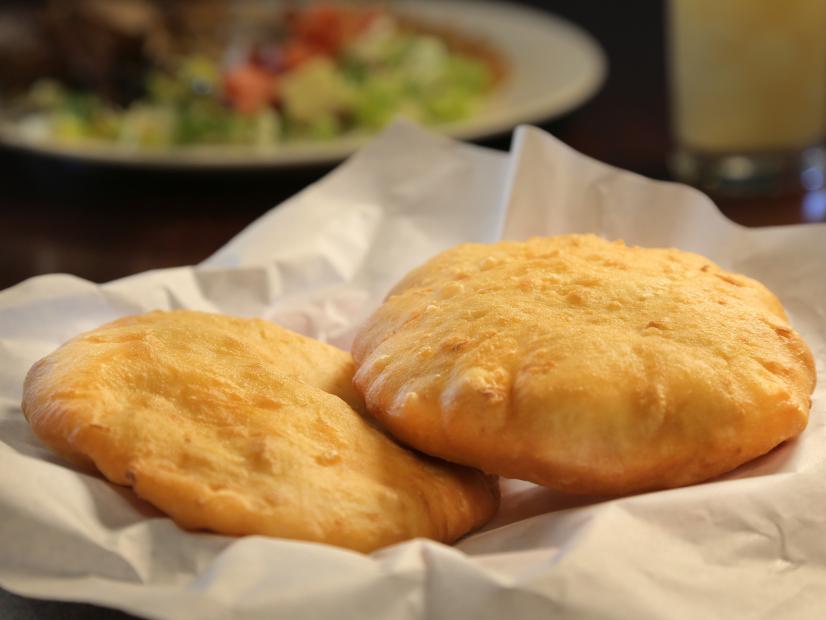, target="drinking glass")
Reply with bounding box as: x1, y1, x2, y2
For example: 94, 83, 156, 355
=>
668, 0, 826, 195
